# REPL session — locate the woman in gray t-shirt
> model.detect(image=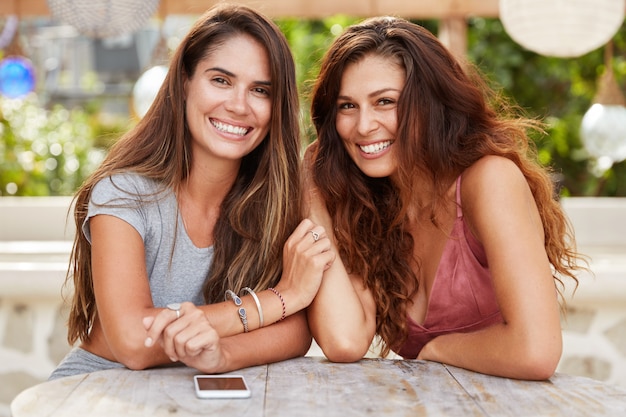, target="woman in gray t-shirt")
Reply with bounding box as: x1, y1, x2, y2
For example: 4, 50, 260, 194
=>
50, 4, 334, 380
